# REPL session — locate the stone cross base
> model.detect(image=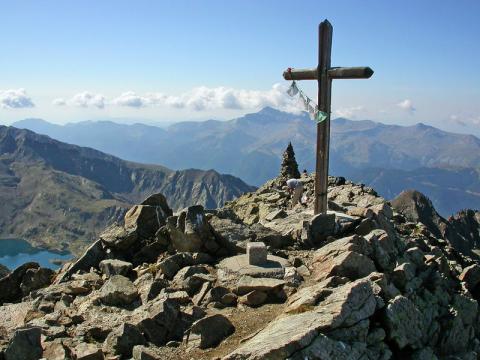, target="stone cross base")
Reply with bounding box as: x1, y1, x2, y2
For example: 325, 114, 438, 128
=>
247, 242, 267, 266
